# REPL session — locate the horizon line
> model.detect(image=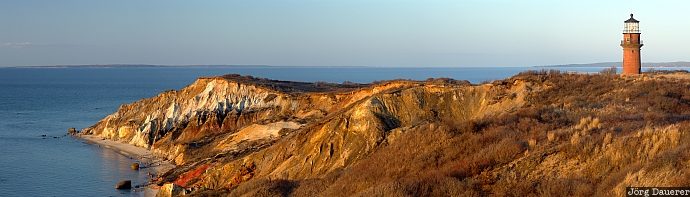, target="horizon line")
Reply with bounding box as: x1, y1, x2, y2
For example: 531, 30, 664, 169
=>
3, 61, 690, 68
